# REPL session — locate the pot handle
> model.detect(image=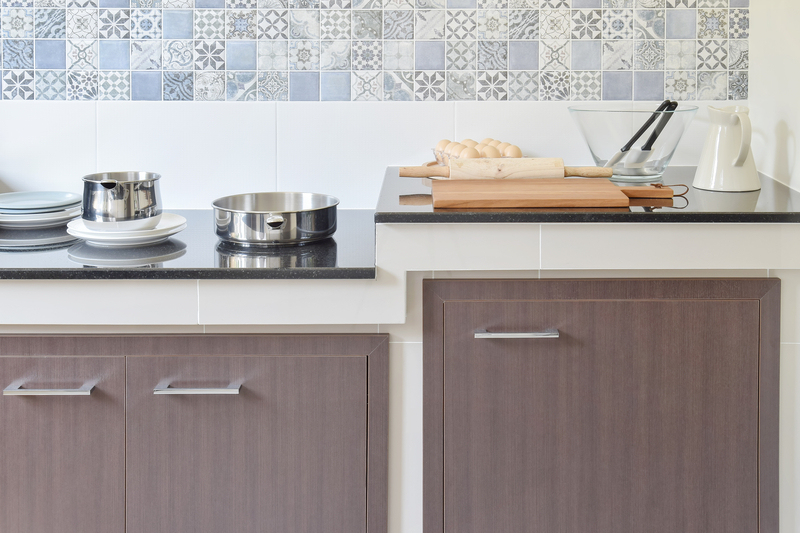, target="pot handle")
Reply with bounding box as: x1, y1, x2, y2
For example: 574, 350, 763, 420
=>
266, 215, 285, 229
734, 111, 752, 167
